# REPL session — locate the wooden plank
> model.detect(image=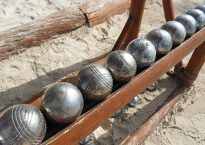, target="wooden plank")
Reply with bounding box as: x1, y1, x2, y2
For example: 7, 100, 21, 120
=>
121, 86, 187, 145
41, 27, 205, 145
0, 7, 86, 60
80, 0, 131, 27
0, 0, 132, 60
